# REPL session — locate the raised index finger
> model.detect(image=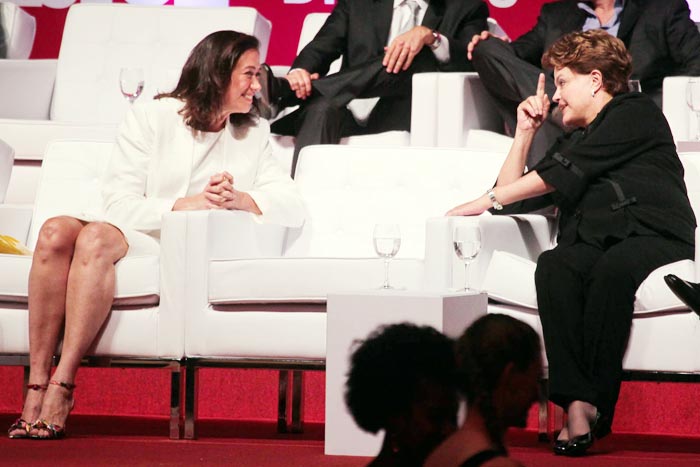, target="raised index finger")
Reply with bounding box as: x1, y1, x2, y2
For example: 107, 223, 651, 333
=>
536, 73, 546, 99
